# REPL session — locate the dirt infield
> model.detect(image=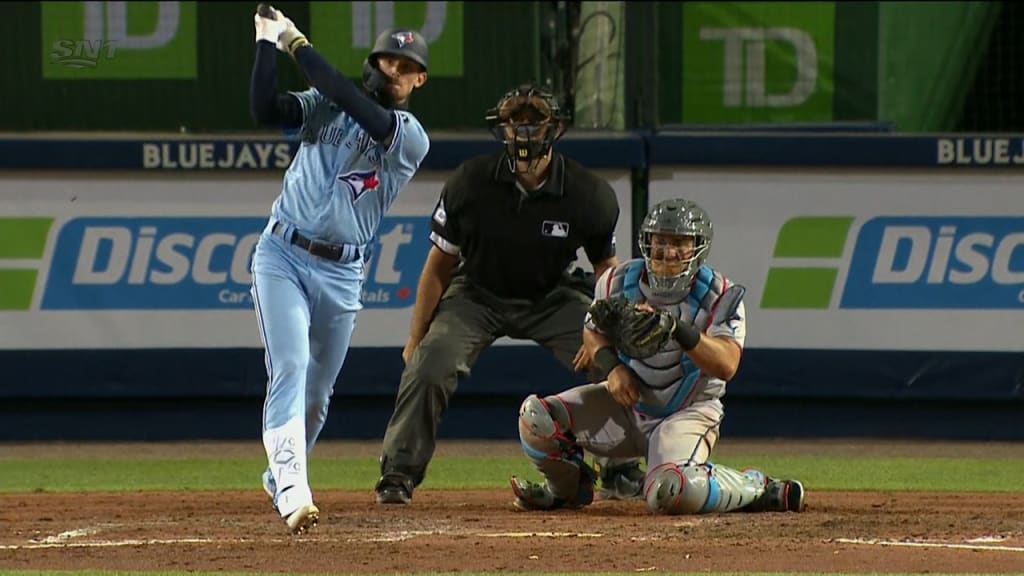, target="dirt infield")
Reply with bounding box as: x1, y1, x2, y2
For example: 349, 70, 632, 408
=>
1, 440, 1023, 574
